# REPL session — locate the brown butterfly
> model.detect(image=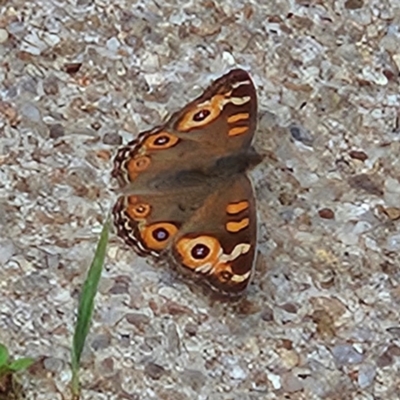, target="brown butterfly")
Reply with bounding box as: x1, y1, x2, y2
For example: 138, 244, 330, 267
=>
112, 69, 260, 296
